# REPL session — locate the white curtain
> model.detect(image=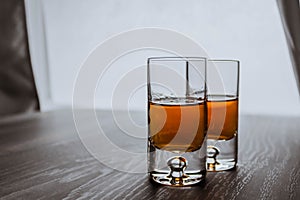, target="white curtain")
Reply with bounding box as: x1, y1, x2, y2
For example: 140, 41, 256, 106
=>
25, 0, 53, 110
